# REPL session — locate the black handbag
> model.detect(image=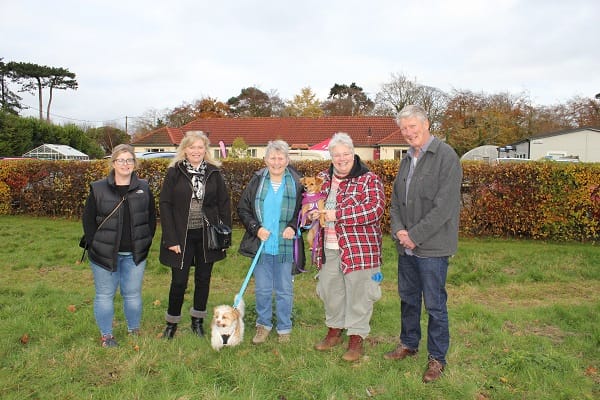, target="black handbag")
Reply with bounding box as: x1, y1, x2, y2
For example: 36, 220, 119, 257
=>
79, 235, 87, 249
292, 229, 306, 275
206, 218, 232, 250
